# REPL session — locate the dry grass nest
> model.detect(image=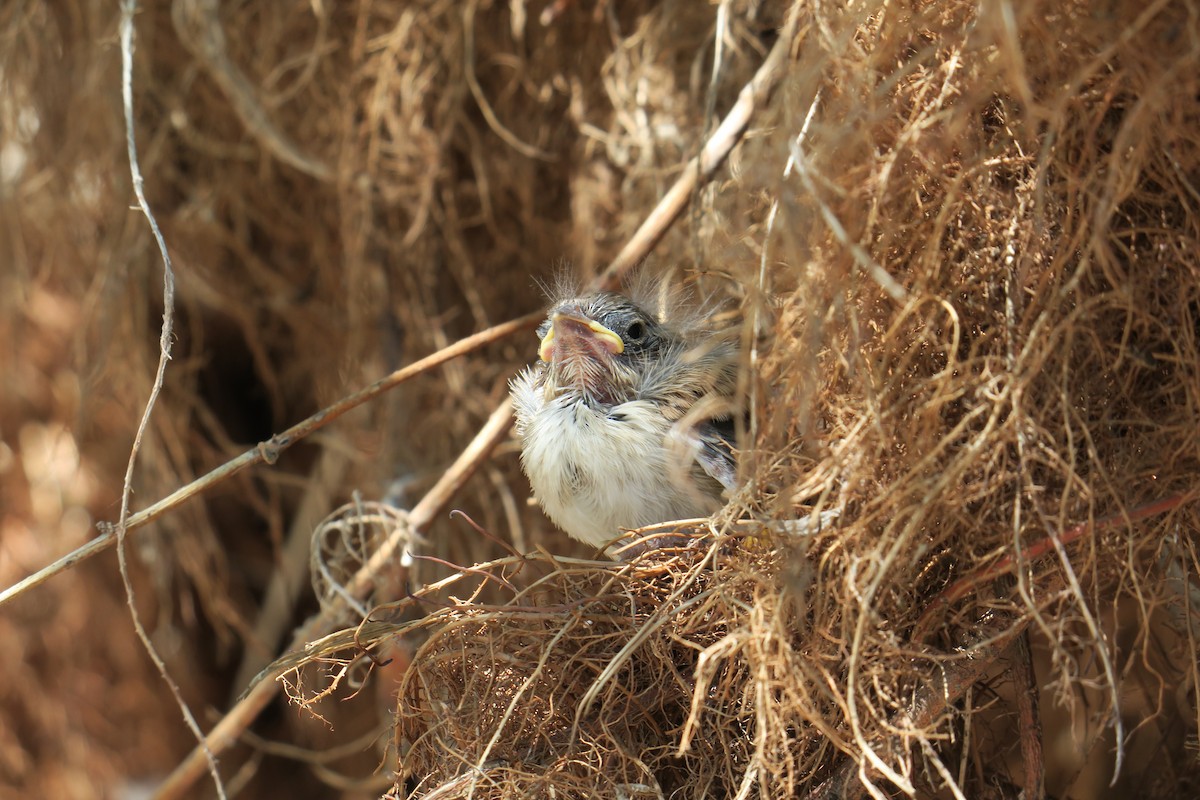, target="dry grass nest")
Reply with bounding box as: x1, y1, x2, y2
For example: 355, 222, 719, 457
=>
337, 2, 1200, 797
5, 0, 1200, 798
